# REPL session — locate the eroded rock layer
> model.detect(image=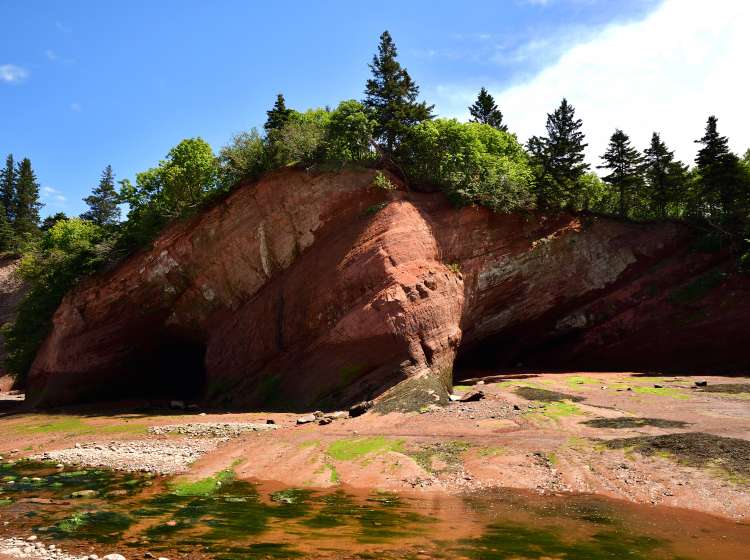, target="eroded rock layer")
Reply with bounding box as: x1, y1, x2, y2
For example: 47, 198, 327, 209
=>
26, 169, 749, 409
